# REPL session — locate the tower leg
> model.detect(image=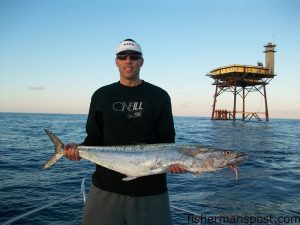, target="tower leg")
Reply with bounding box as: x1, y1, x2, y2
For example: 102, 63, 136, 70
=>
233, 83, 237, 121
211, 82, 218, 120
263, 84, 269, 122
242, 87, 245, 120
